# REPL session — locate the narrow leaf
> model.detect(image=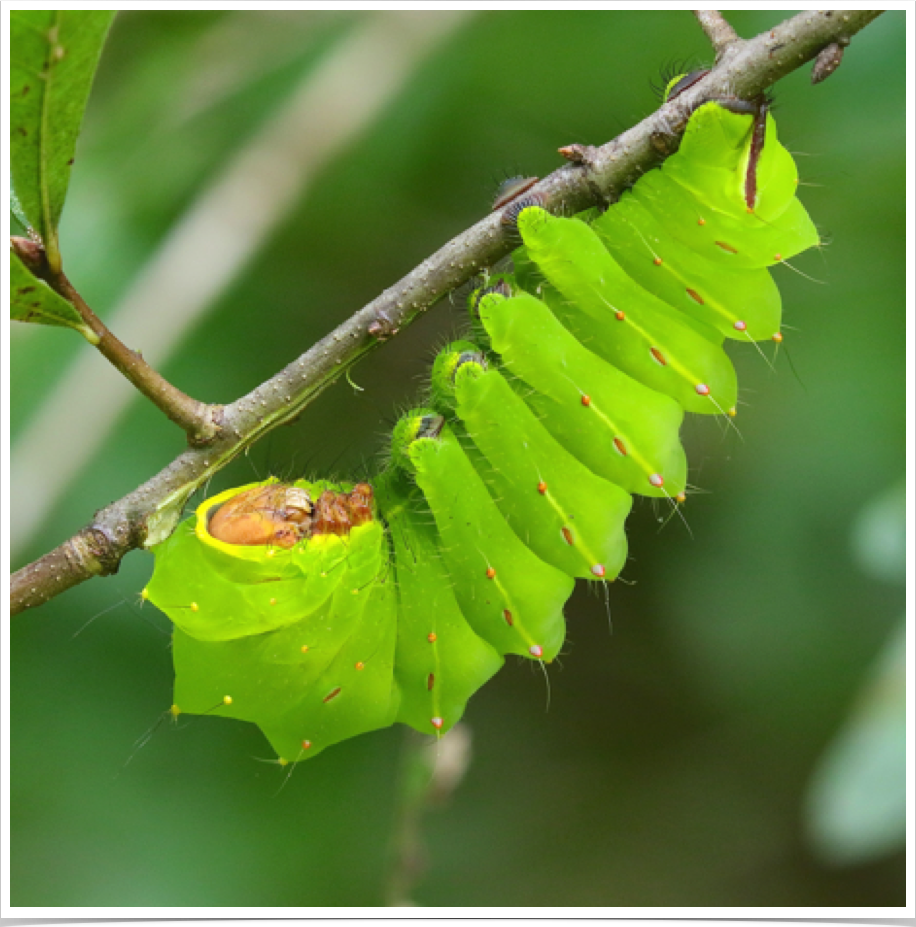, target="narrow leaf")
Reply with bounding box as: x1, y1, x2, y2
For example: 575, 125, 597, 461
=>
10, 248, 96, 341
10, 10, 115, 271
